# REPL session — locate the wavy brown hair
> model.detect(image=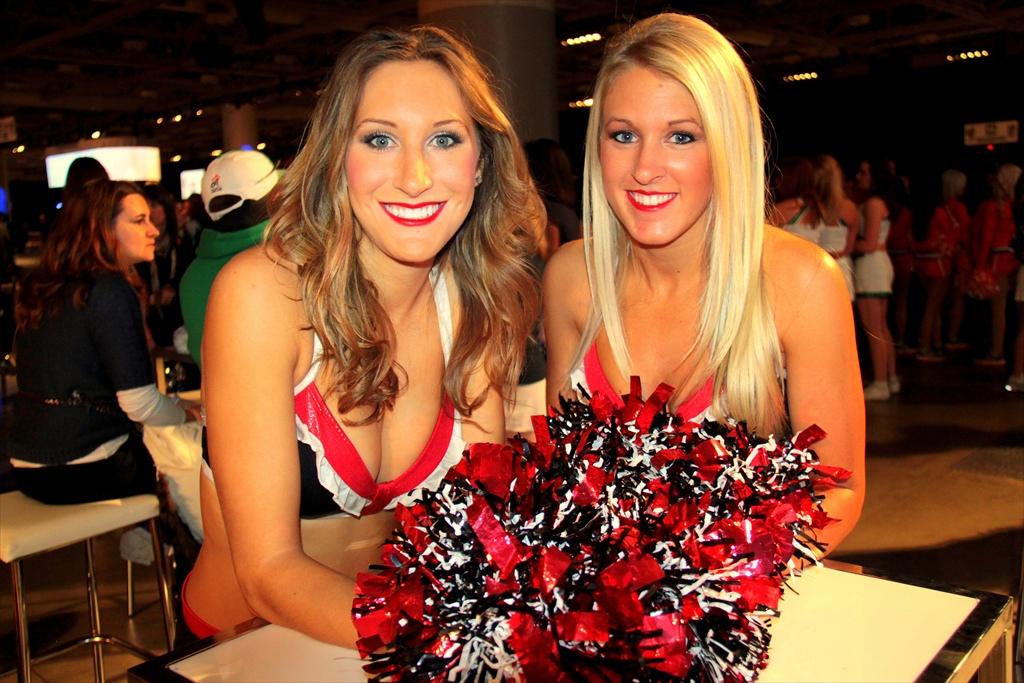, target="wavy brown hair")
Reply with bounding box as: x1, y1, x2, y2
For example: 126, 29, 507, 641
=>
16, 180, 143, 331
265, 25, 543, 424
